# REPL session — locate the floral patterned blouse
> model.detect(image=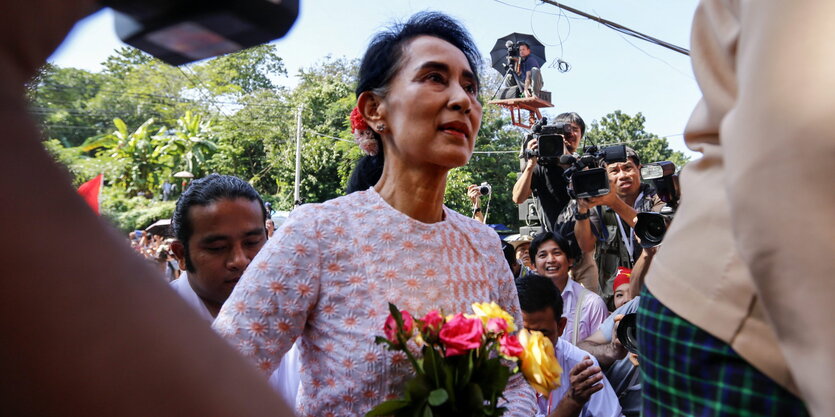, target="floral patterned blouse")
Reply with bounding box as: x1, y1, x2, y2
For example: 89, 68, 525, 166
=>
213, 188, 537, 416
